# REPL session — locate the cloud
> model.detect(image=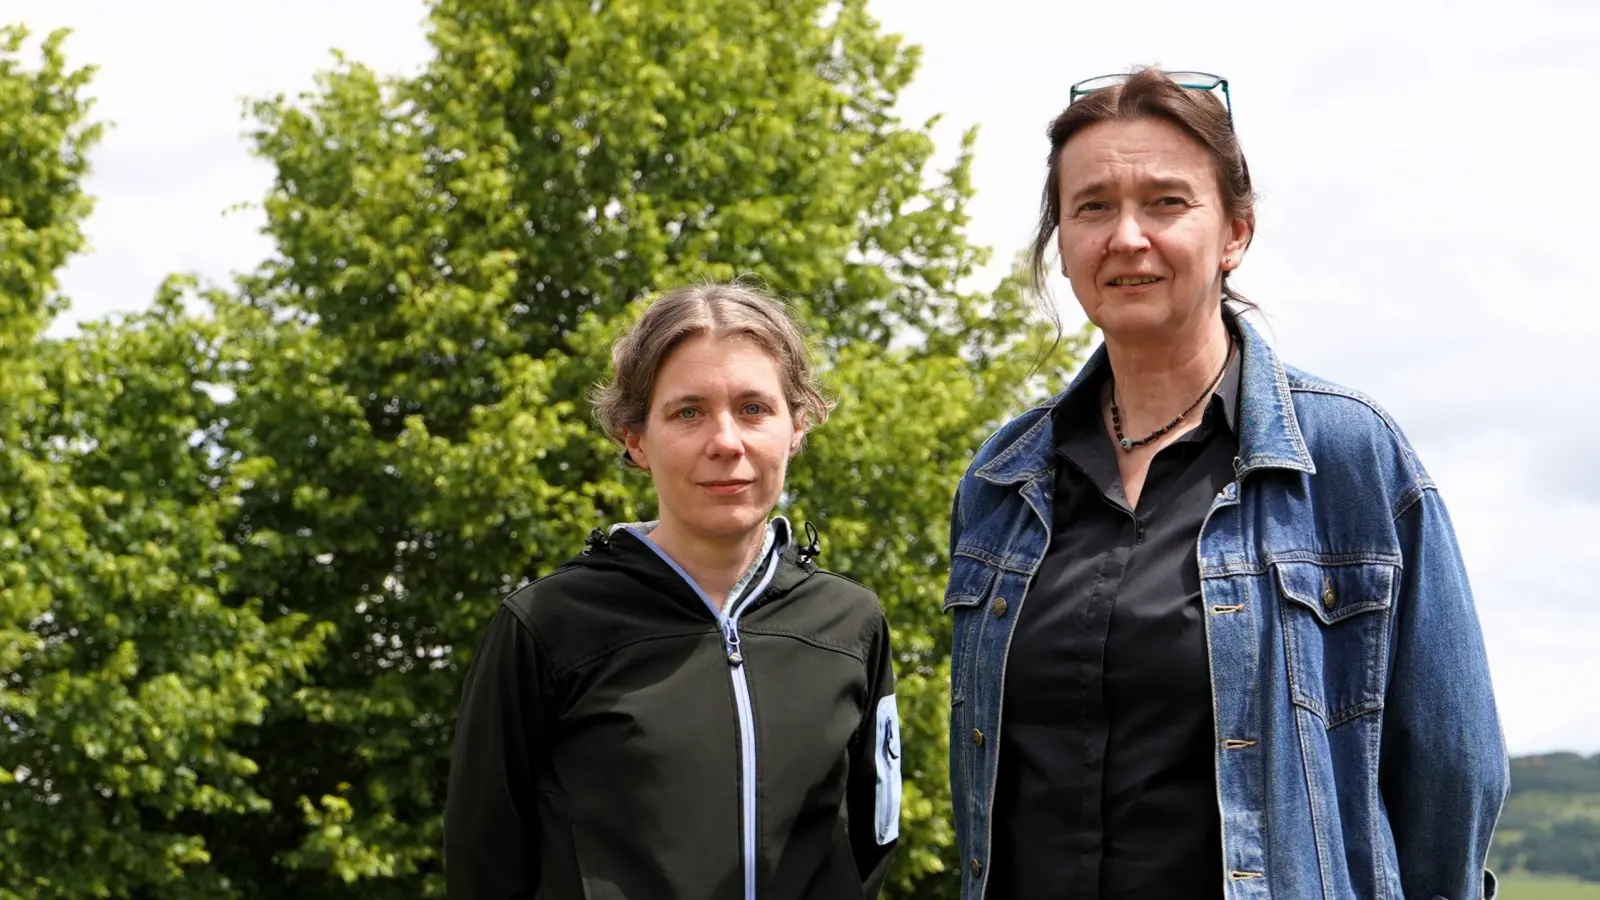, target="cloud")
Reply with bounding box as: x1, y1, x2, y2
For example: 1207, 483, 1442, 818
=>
8, 0, 433, 328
